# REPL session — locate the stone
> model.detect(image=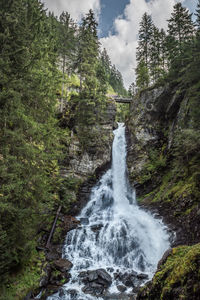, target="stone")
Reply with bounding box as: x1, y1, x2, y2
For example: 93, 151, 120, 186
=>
82, 283, 104, 296
66, 289, 78, 299
117, 285, 127, 293
137, 273, 148, 280
53, 258, 73, 273
81, 268, 112, 297
88, 270, 98, 282
120, 273, 136, 287
63, 216, 80, 232
90, 224, 103, 232
80, 217, 89, 225
97, 269, 112, 286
